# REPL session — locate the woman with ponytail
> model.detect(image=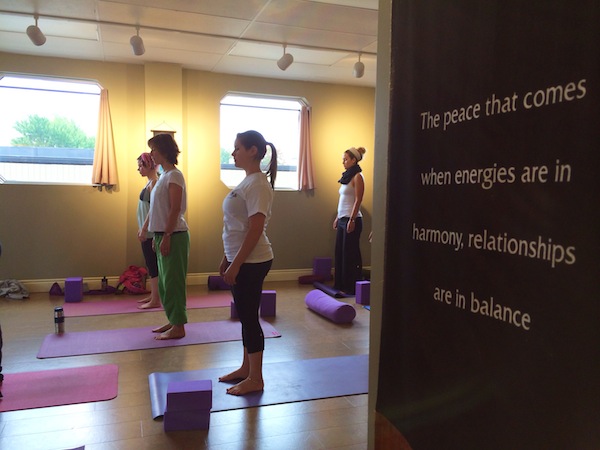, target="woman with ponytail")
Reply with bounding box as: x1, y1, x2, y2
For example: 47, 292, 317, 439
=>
219, 130, 277, 396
